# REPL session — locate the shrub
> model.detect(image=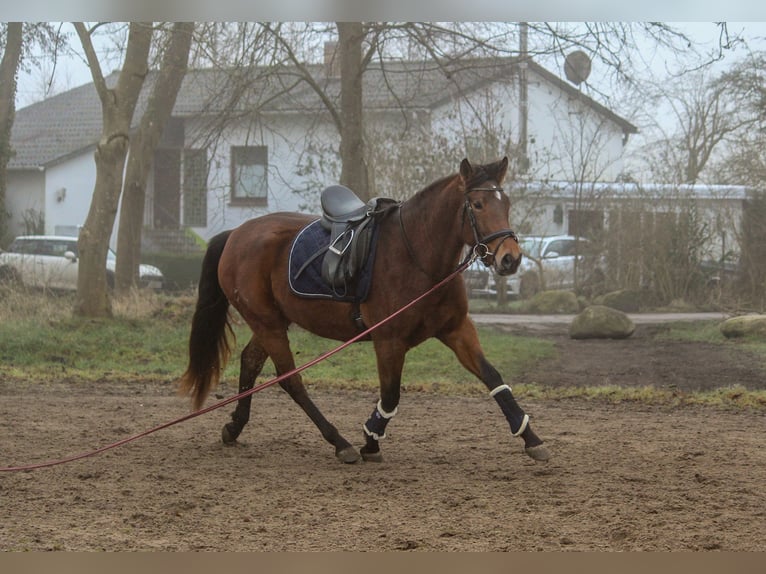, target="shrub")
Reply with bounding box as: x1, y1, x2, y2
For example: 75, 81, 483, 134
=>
595, 289, 642, 312
522, 289, 579, 314
143, 252, 205, 292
